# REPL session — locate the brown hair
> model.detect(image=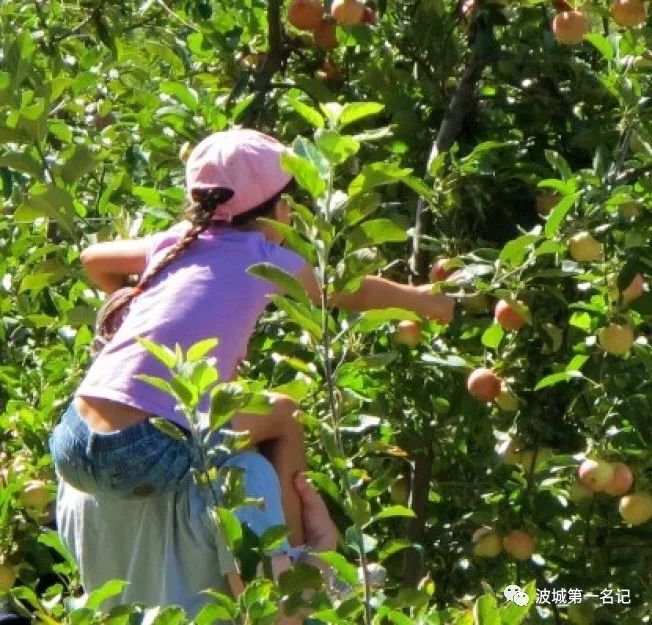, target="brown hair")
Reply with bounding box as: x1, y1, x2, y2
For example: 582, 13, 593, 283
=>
90, 179, 295, 358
